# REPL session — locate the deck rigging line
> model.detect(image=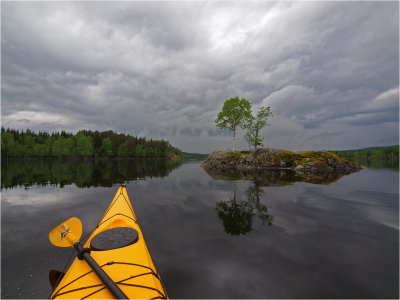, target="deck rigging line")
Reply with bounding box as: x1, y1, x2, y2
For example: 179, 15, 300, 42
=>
51, 261, 166, 299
